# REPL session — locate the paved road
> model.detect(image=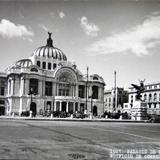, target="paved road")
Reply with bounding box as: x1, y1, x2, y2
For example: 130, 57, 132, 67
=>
0, 120, 160, 160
